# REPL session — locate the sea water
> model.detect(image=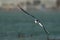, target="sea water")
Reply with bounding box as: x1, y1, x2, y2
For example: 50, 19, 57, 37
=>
0, 10, 60, 40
